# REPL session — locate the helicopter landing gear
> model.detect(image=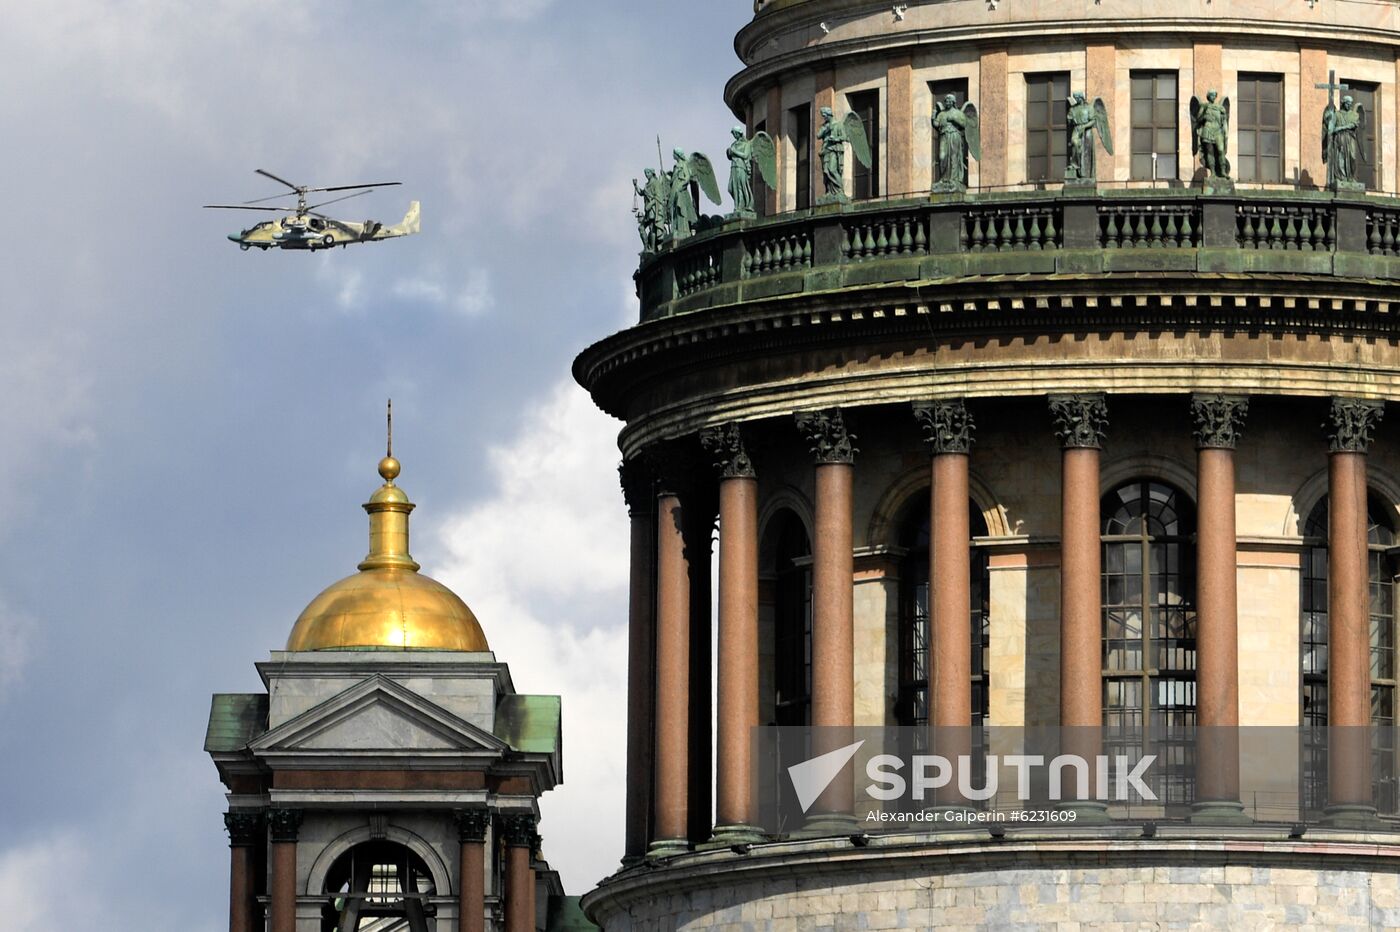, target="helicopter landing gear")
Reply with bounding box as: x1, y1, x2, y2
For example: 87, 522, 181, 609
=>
239, 243, 250, 251
322, 234, 335, 247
